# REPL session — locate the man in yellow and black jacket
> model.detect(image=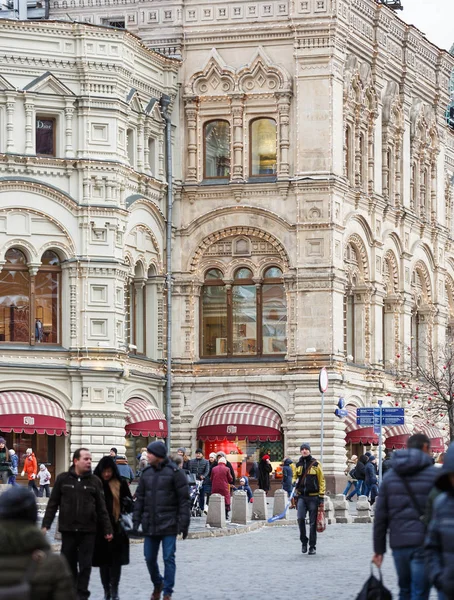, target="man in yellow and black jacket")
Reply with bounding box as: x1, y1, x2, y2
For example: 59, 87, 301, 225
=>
294, 442, 325, 555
